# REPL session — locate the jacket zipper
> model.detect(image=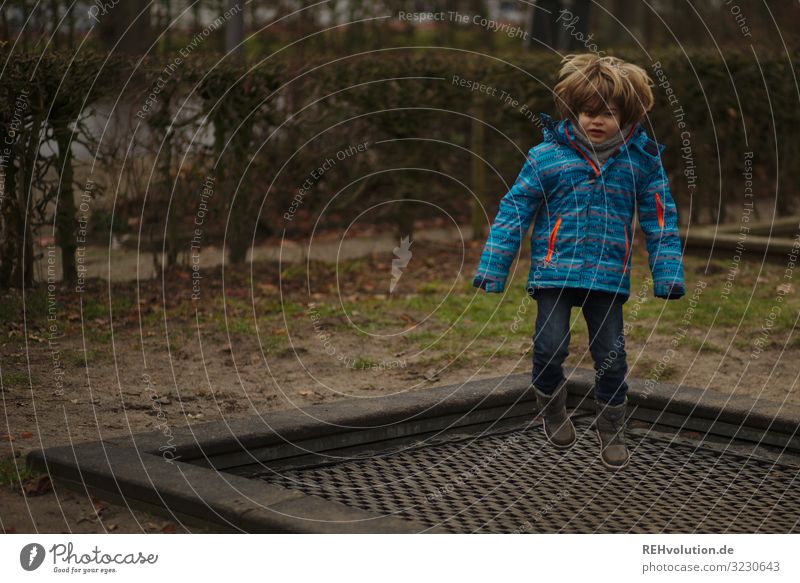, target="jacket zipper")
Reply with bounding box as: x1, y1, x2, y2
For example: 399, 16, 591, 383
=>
655, 192, 664, 229
564, 121, 638, 177
545, 216, 562, 263
623, 224, 631, 274
564, 130, 599, 177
